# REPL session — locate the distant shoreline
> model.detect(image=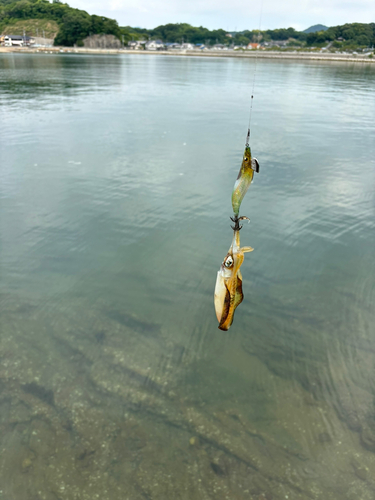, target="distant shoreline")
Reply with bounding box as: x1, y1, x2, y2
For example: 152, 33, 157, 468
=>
1, 46, 374, 64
